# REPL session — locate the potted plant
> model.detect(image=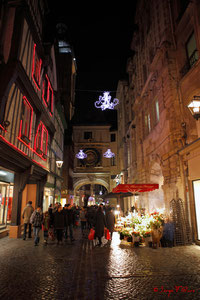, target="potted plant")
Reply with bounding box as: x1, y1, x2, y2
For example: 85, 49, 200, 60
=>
132, 231, 141, 244
142, 230, 152, 246
150, 213, 164, 248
